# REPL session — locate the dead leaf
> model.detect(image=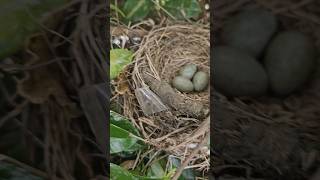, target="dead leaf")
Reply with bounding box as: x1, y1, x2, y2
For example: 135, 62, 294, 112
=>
111, 26, 147, 38
17, 34, 66, 104
79, 84, 108, 154
115, 72, 130, 95
17, 34, 81, 118
120, 160, 136, 170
